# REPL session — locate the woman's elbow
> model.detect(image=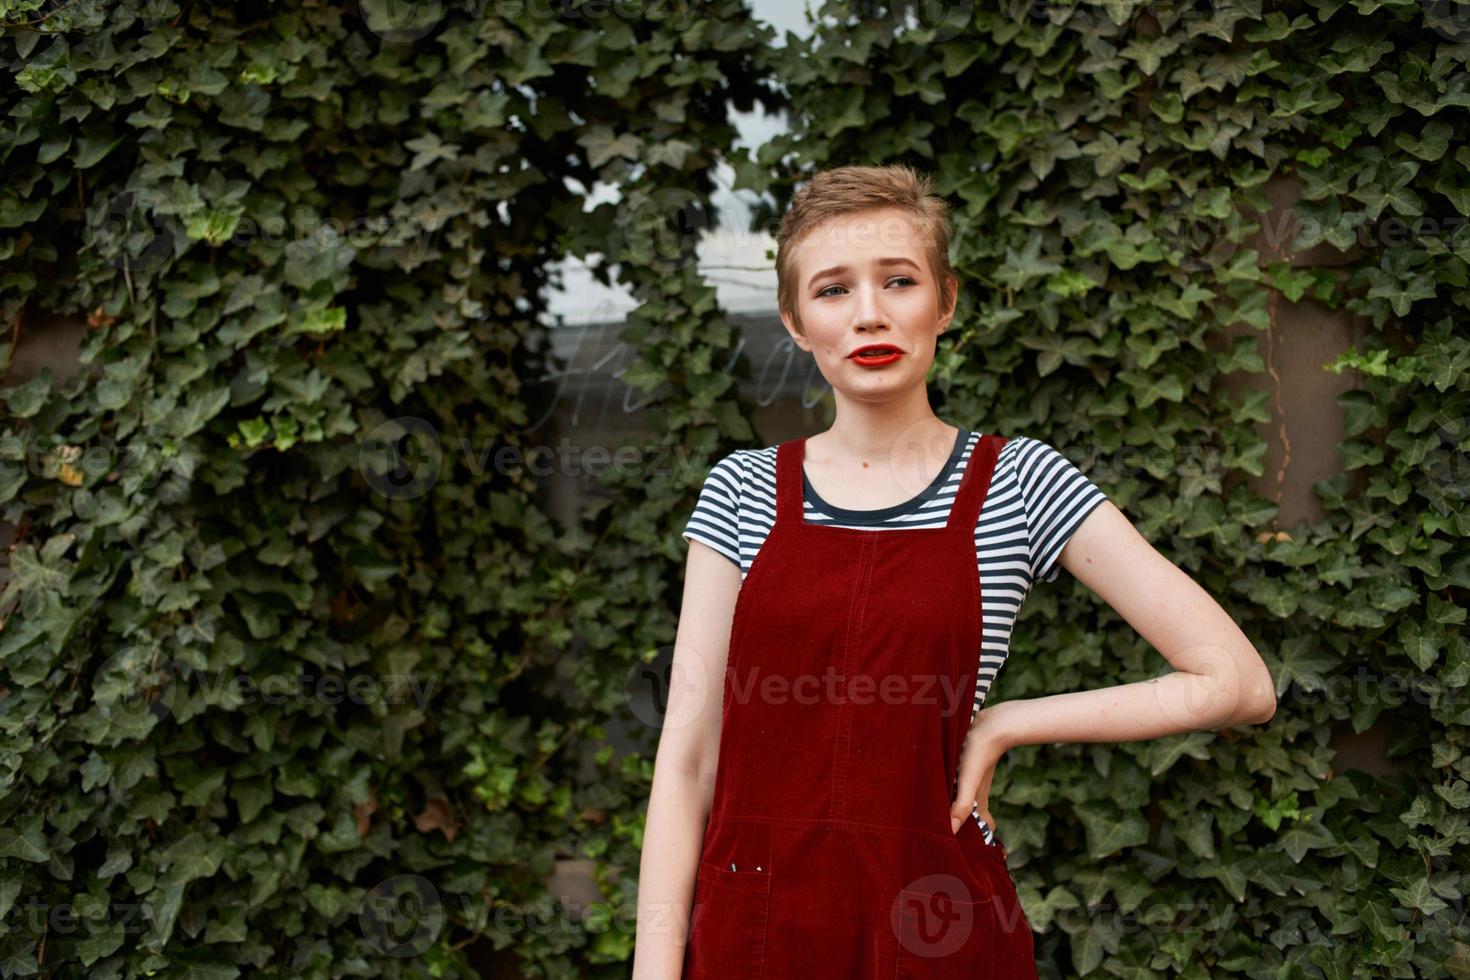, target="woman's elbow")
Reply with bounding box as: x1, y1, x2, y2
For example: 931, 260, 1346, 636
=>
1231, 662, 1278, 726
1242, 691, 1277, 725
